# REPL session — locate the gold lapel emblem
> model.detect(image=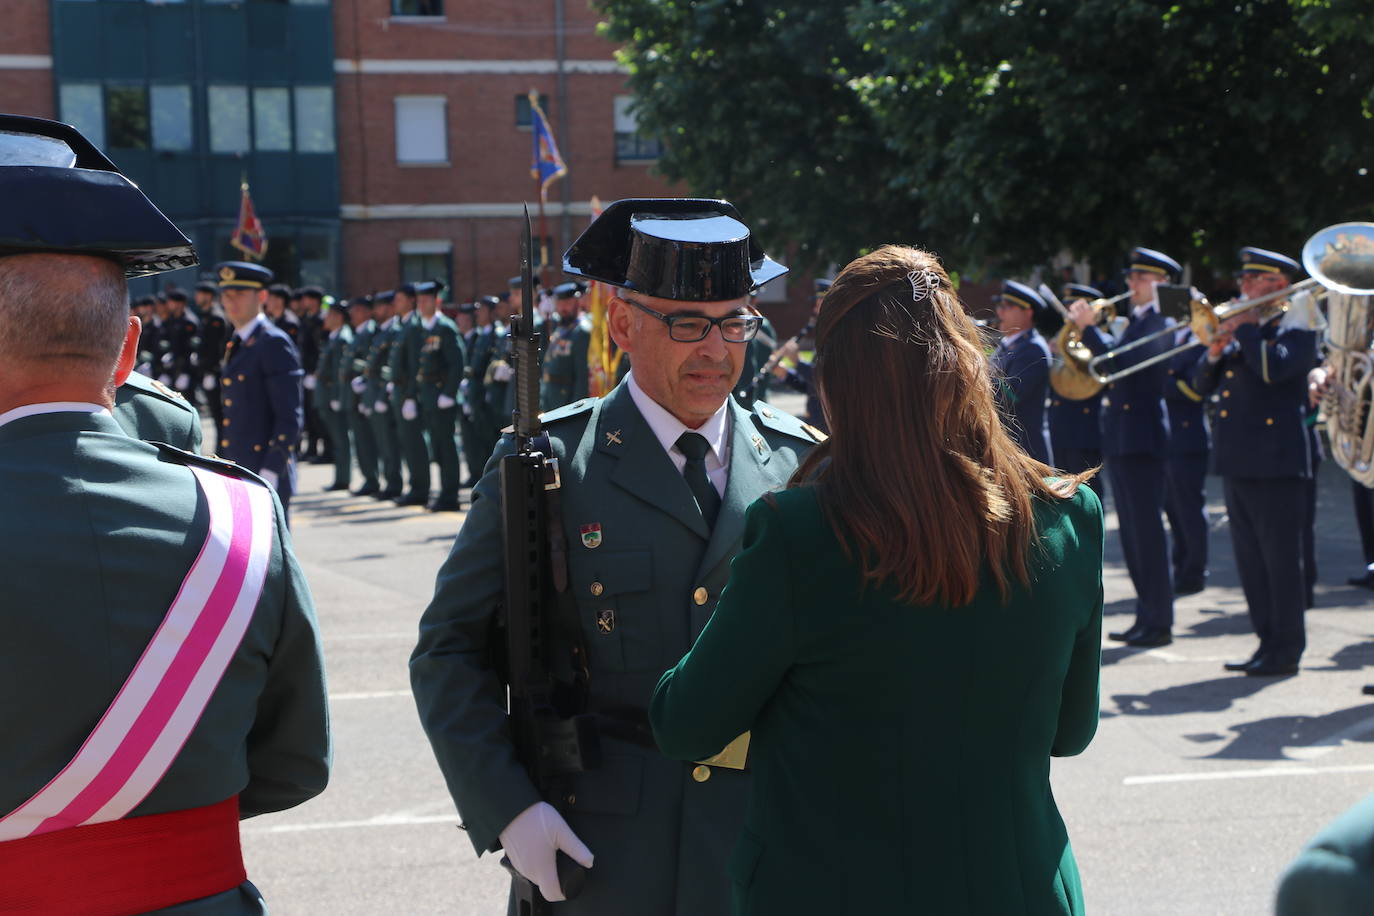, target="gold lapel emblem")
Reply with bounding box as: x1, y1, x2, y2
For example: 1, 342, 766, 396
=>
751, 434, 766, 455
604, 429, 623, 447
595, 609, 615, 634
218, 265, 235, 282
